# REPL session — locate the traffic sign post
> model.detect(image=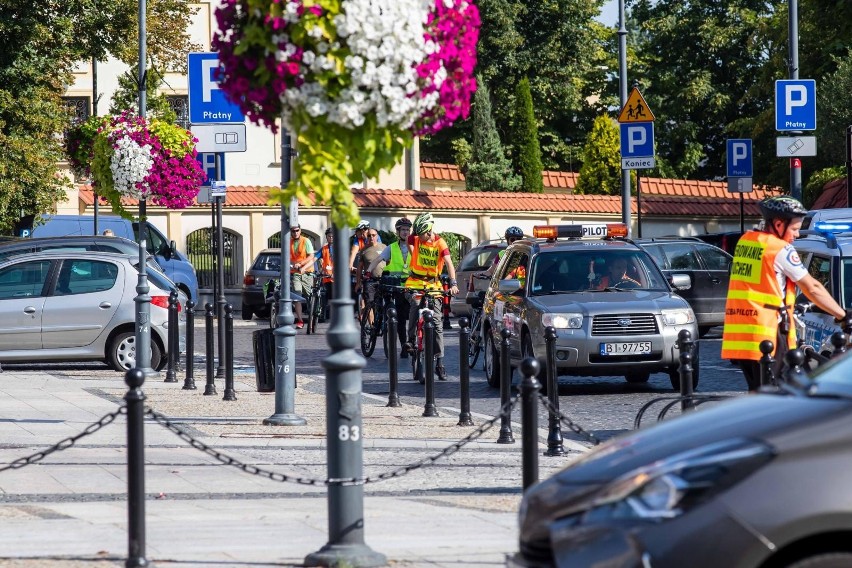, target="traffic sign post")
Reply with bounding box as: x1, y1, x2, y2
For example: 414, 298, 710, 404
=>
620, 123, 655, 170
188, 53, 245, 124
776, 136, 817, 157
775, 79, 816, 131
726, 139, 753, 178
